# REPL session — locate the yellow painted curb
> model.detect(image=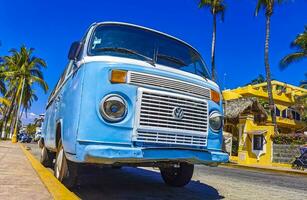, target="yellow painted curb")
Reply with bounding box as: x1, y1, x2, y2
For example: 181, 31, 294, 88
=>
272, 162, 292, 168
221, 163, 307, 176
20, 144, 80, 200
